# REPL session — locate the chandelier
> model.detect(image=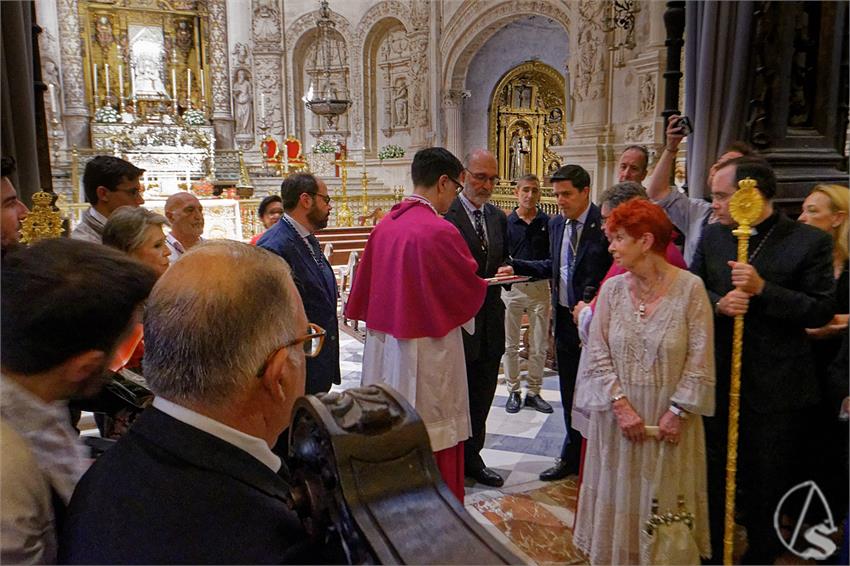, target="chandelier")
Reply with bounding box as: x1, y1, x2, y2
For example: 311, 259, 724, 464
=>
303, 0, 351, 130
